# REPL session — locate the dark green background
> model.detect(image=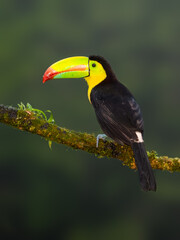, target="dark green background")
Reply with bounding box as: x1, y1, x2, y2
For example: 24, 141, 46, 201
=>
0, 0, 180, 239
